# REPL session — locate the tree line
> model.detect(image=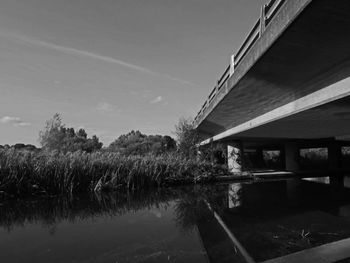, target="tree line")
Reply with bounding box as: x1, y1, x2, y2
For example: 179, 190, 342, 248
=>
21, 113, 198, 157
